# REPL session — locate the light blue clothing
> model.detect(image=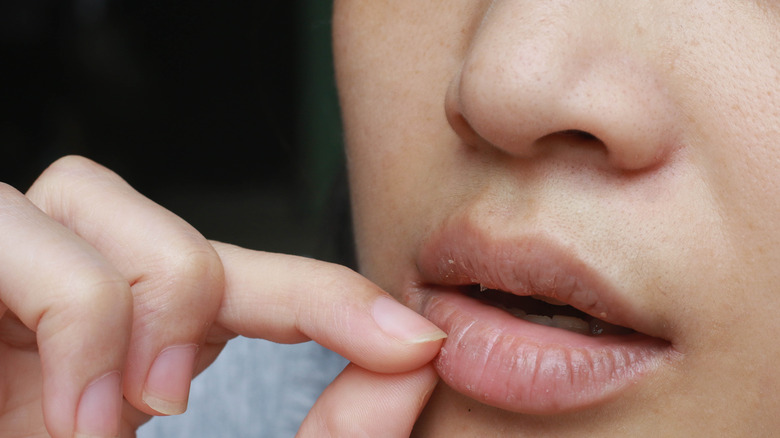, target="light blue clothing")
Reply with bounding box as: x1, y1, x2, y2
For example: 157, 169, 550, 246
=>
138, 337, 348, 437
